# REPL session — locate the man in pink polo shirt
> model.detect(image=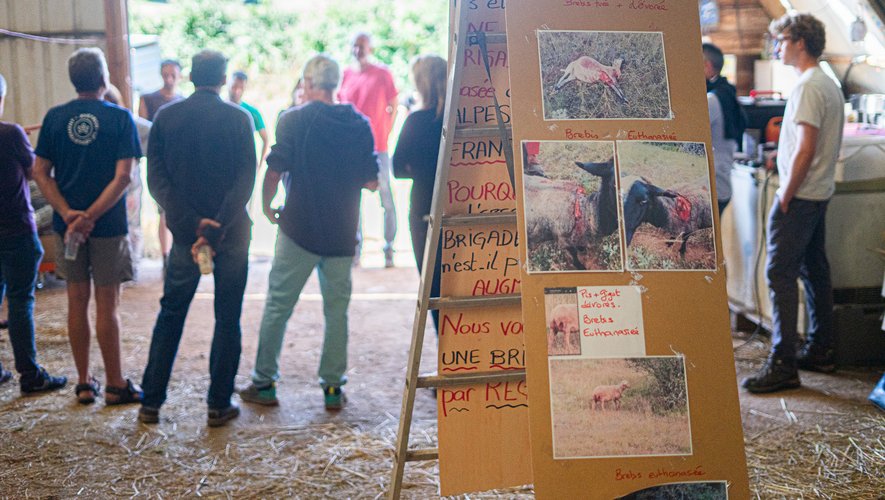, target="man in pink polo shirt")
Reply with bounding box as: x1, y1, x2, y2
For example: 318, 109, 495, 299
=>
338, 32, 398, 268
